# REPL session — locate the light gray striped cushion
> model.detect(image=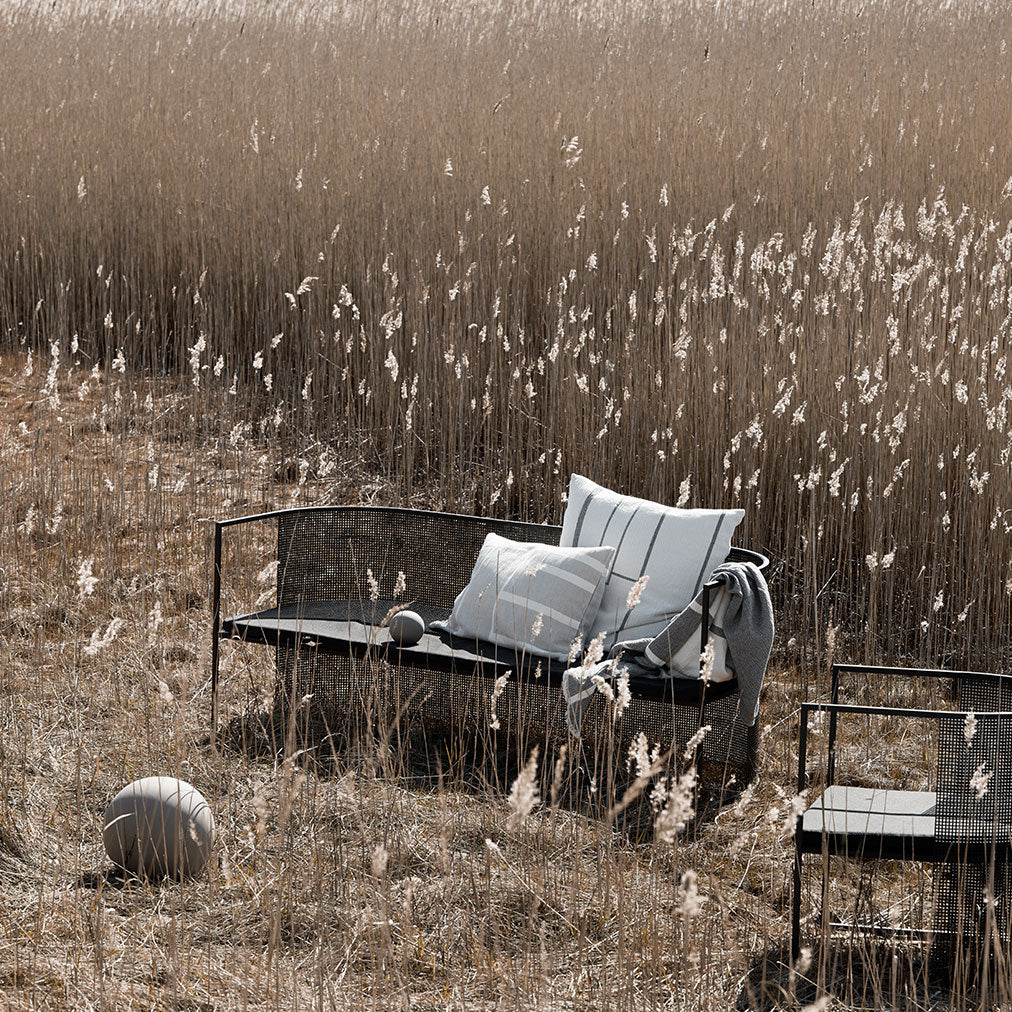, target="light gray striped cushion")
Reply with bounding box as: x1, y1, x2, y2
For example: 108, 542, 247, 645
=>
560, 474, 744, 647
431, 533, 616, 661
